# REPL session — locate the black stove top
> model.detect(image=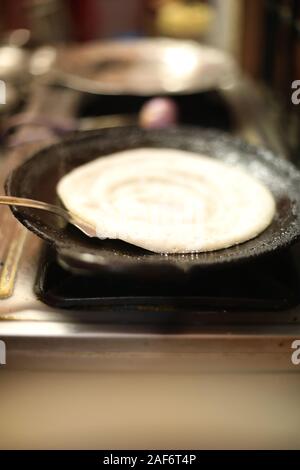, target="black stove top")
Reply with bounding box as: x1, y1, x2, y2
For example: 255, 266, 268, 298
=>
78, 89, 235, 131
35, 244, 300, 321
33, 88, 300, 325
